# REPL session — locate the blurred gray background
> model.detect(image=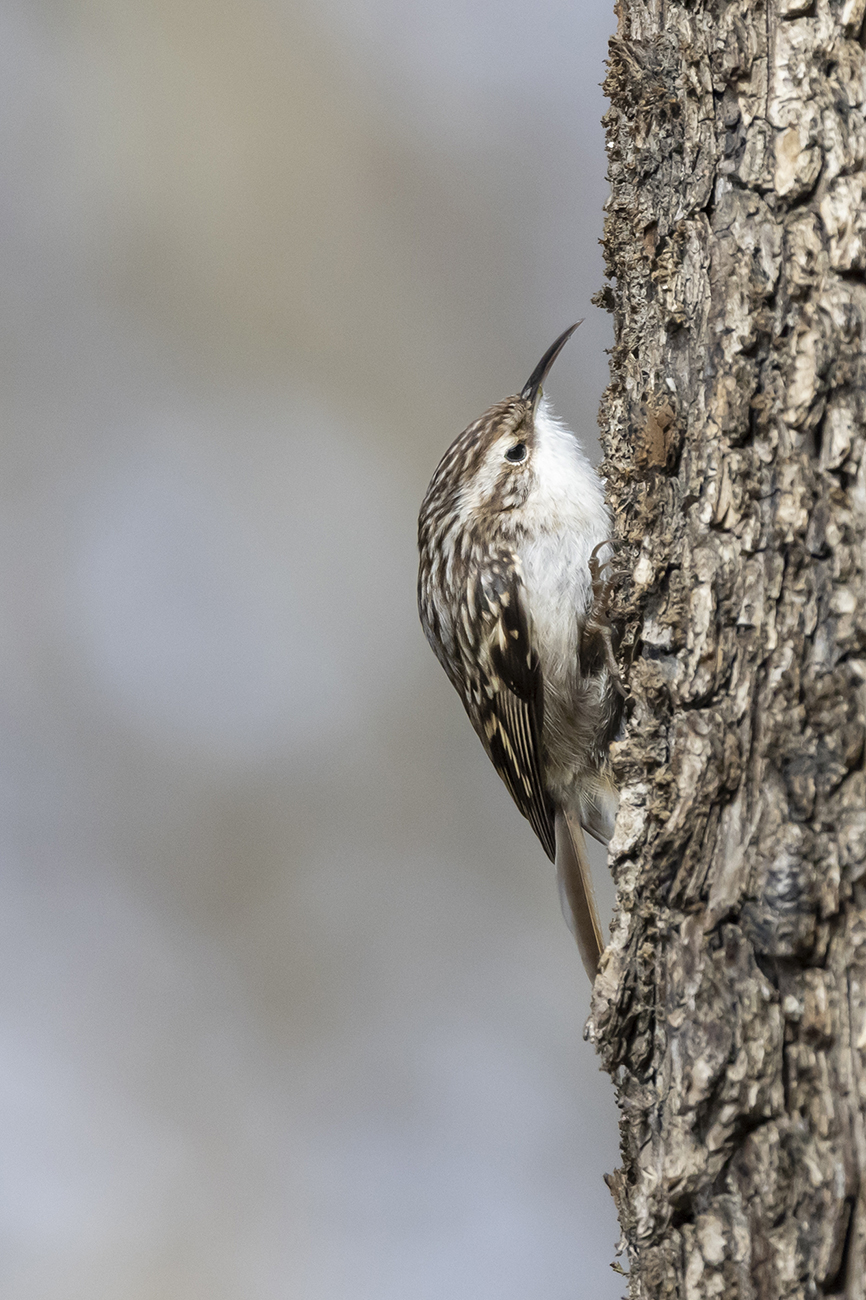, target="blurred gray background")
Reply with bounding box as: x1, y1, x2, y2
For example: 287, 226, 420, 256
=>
0, 2, 621, 1296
